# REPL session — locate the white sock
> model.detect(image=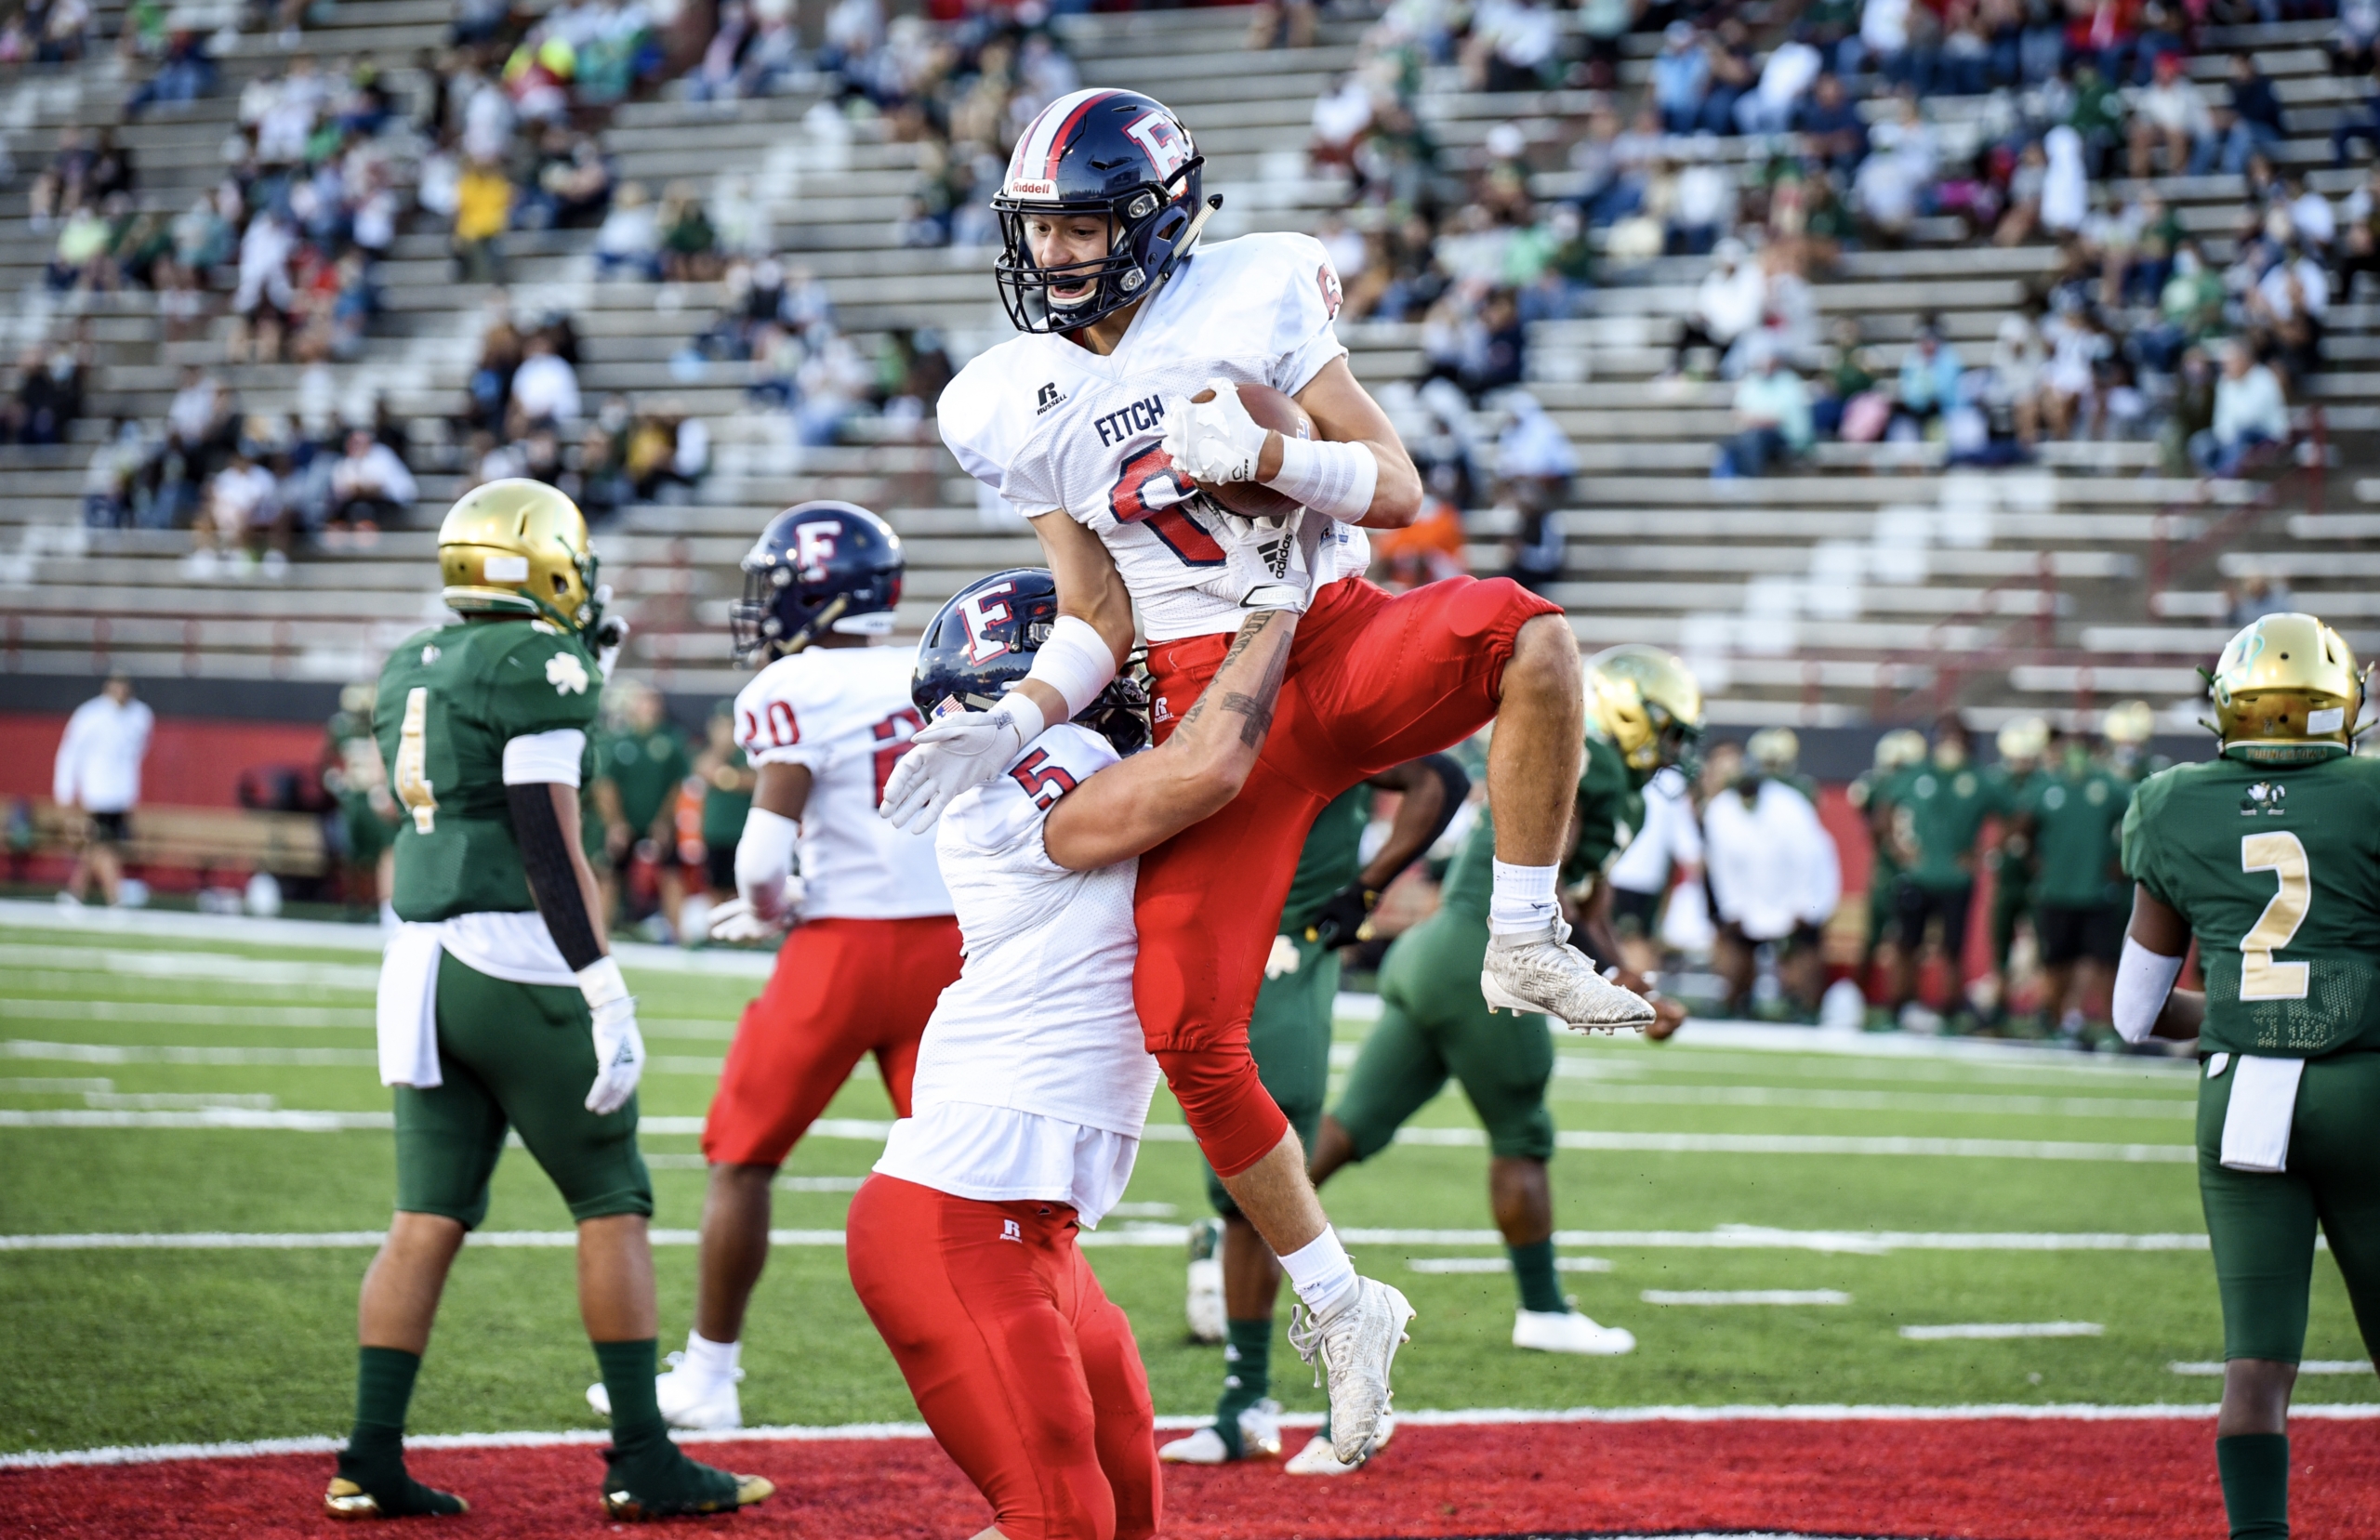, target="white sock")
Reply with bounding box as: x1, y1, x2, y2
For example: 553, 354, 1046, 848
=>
1488, 861, 1560, 938
683, 1330, 740, 1377
1279, 1227, 1361, 1321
